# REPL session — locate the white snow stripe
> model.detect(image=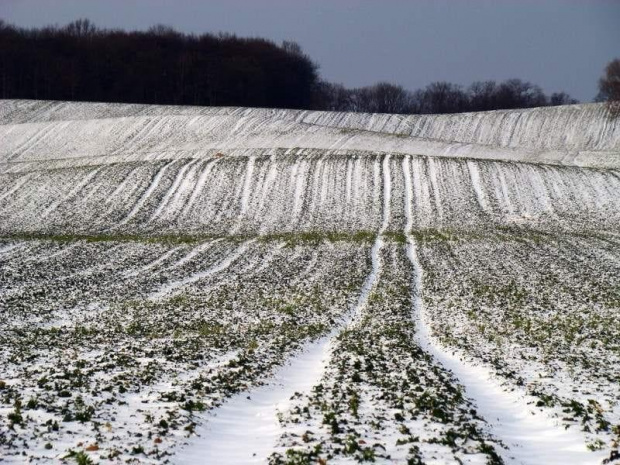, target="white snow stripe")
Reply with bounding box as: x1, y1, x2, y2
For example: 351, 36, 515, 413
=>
179, 237, 382, 464
118, 160, 175, 225
174, 337, 332, 465
165, 239, 222, 271
148, 159, 200, 223
238, 155, 256, 218
122, 245, 186, 278
0, 172, 34, 203
180, 158, 219, 218
229, 156, 257, 235
291, 159, 307, 219
402, 155, 414, 233
427, 157, 443, 221
467, 160, 489, 213
380, 153, 391, 233
150, 240, 254, 299
41, 166, 103, 219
